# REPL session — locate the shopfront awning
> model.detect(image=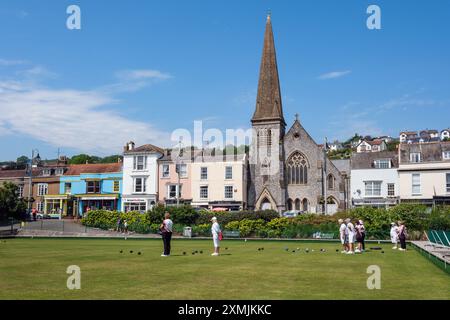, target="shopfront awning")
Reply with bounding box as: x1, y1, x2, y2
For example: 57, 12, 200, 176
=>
75, 194, 119, 201
80, 197, 117, 201
44, 194, 70, 200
